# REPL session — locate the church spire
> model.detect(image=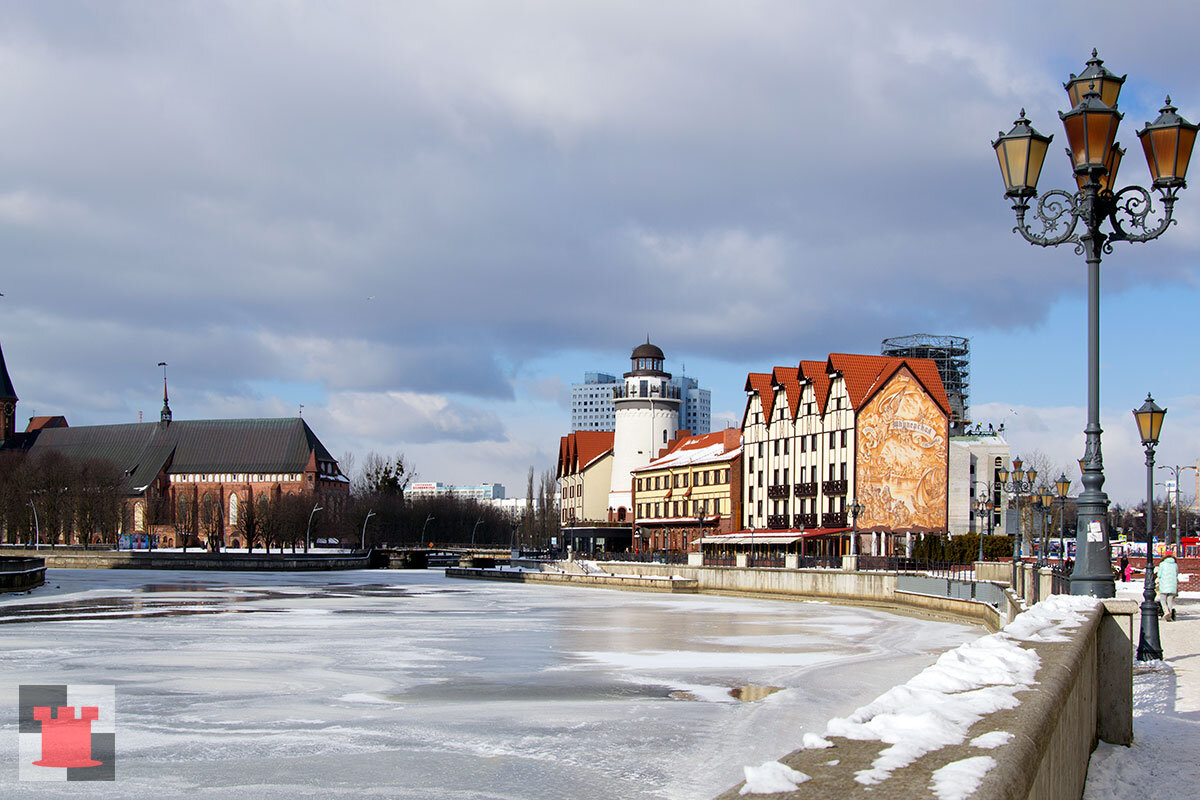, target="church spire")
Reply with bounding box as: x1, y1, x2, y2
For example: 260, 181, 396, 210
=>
158, 361, 171, 426
0, 338, 17, 441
